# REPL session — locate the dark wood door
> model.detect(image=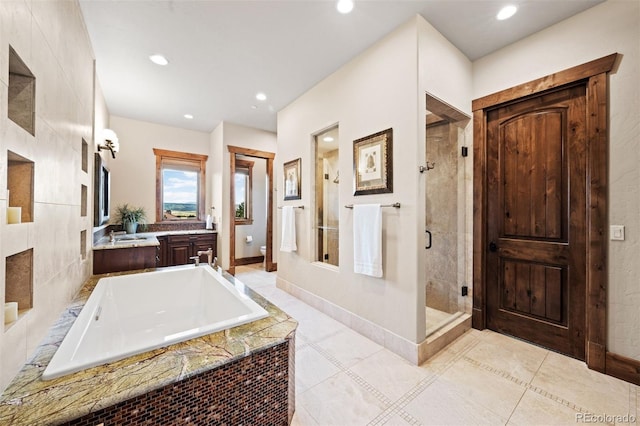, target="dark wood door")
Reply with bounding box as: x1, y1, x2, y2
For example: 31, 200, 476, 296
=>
486, 84, 587, 360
